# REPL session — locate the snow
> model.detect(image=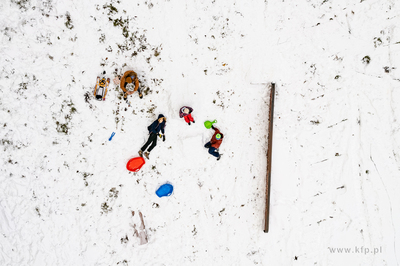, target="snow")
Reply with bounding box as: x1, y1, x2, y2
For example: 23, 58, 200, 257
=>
1, 0, 400, 265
